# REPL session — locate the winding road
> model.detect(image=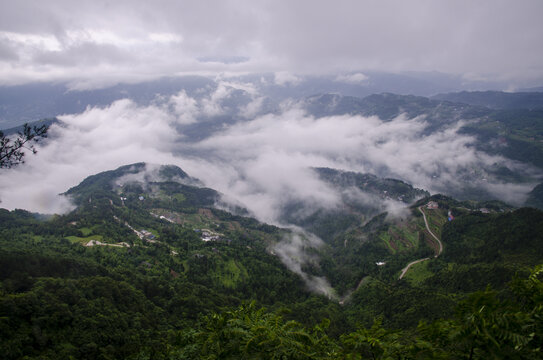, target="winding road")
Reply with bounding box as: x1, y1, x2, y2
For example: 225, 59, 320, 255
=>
398, 206, 443, 279
341, 205, 445, 304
